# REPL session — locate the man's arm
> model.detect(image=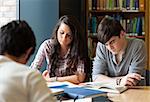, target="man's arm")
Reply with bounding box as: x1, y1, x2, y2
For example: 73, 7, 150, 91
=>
94, 73, 143, 86
93, 74, 117, 85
